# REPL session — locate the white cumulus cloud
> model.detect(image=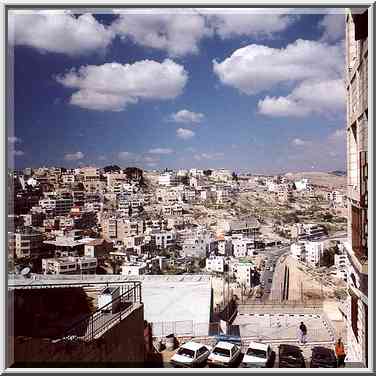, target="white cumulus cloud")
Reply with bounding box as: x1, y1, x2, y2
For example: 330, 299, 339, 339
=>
8, 136, 22, 144
9, 10, 114, 56
148, 148, 174, 154
13, 150, 25, 157
257, 79, 345, 117
56, 59, 188, 111
111, 9, 212, 57
64, 151, 84, 161
213, 39, 343, 95
318, 13, 345, 43
118, 151, 135, 160
170, 109, 205, 124
176, 128, 195, 139
207, 10, 297, 39
291, 138, 308, 146
194, 152, 224, 160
